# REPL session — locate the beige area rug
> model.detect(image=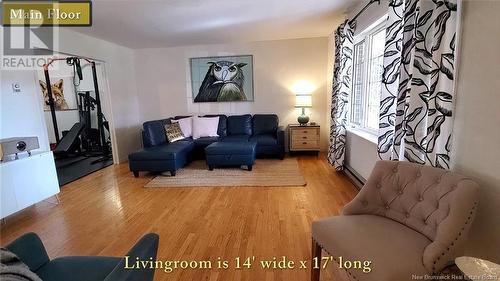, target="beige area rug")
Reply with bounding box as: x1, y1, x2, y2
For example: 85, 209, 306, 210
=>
145, 158, 306, 188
